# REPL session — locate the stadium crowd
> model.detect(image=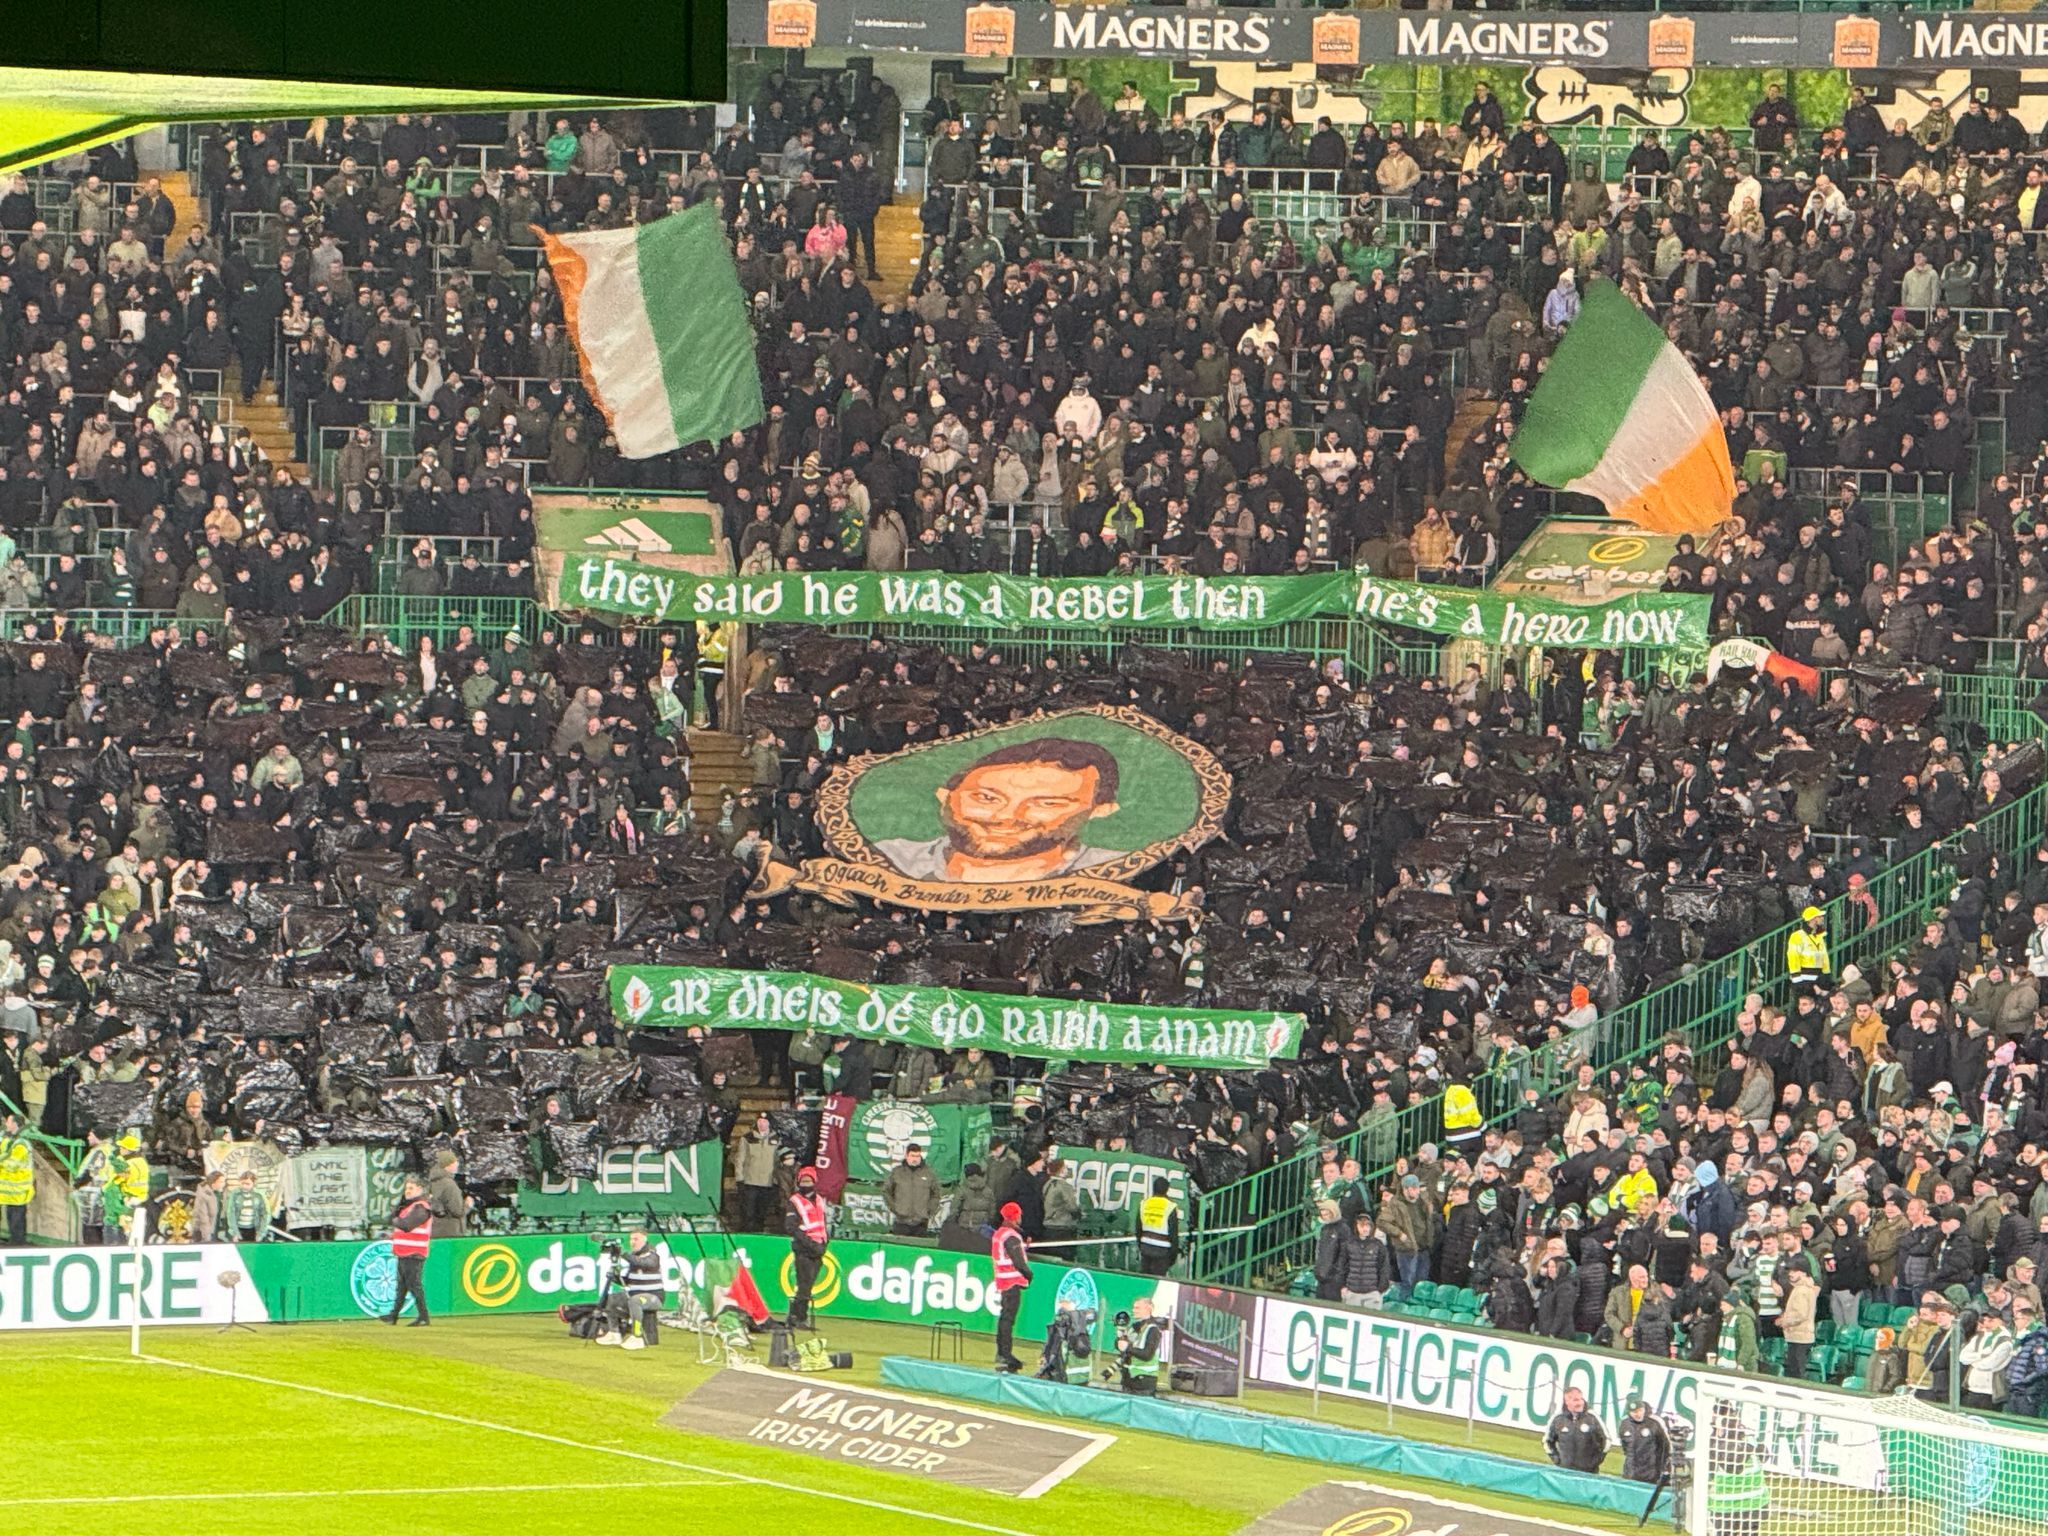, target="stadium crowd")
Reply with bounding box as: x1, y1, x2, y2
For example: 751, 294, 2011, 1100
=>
0, 70, 2044, 1410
